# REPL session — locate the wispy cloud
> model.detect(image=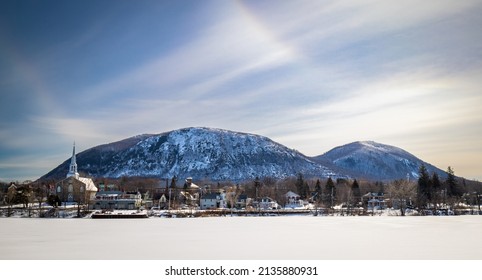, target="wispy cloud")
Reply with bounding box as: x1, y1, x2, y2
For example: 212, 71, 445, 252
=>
1, 0, 482, 180
77, 5, 297, 103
